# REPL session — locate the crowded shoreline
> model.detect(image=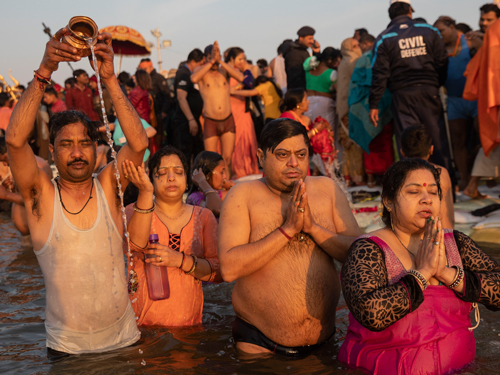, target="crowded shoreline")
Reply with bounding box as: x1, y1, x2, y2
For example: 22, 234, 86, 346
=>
1, 1, 500, 374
